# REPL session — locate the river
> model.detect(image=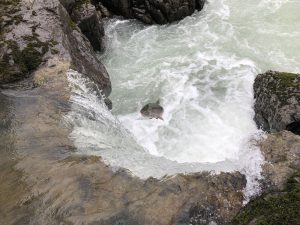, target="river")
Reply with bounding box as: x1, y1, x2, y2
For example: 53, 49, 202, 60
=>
67, 0, 300, 198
